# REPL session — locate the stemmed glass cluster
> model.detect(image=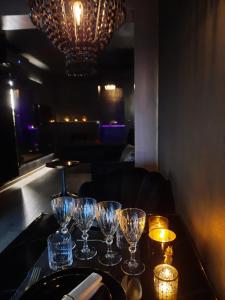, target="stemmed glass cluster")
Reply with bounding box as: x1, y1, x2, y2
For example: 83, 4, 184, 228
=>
51, 196, 97, 260
51, 196, 146, 275
96, 201, 122, 266
73, 198, 97, 260
51, 196, 75, 234
49, 196, 76, 271
119, 208, 146, 275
